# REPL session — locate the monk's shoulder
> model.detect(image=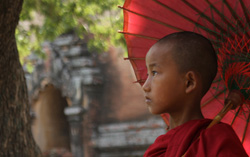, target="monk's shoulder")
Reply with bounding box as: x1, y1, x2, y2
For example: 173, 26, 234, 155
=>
196, 122, 248, 157
204, 122, 237, 137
